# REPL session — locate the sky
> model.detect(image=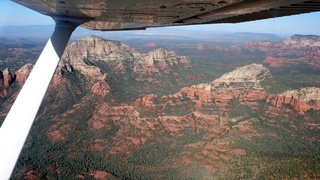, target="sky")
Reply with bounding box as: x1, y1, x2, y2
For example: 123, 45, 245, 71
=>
0, 0, 320, 36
